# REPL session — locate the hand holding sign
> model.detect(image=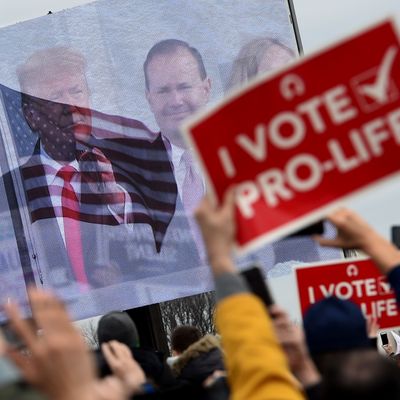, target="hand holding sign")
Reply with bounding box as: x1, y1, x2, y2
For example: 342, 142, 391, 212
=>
195, 191, 237, 276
